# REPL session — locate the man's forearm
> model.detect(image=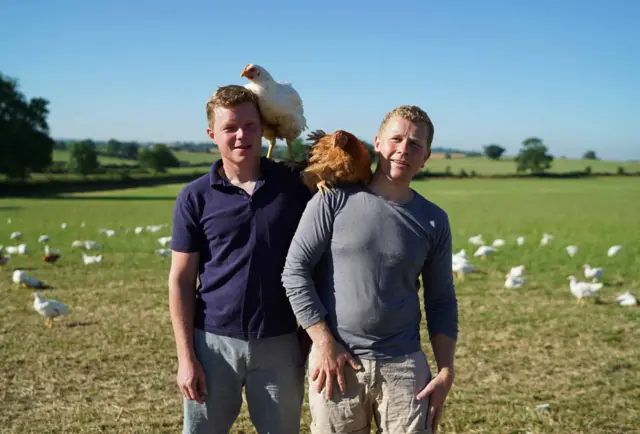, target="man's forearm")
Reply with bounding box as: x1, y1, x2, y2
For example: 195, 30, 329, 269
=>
305, 320, 336, 346
168, 278, 196, 361
430, 333, 456, 375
